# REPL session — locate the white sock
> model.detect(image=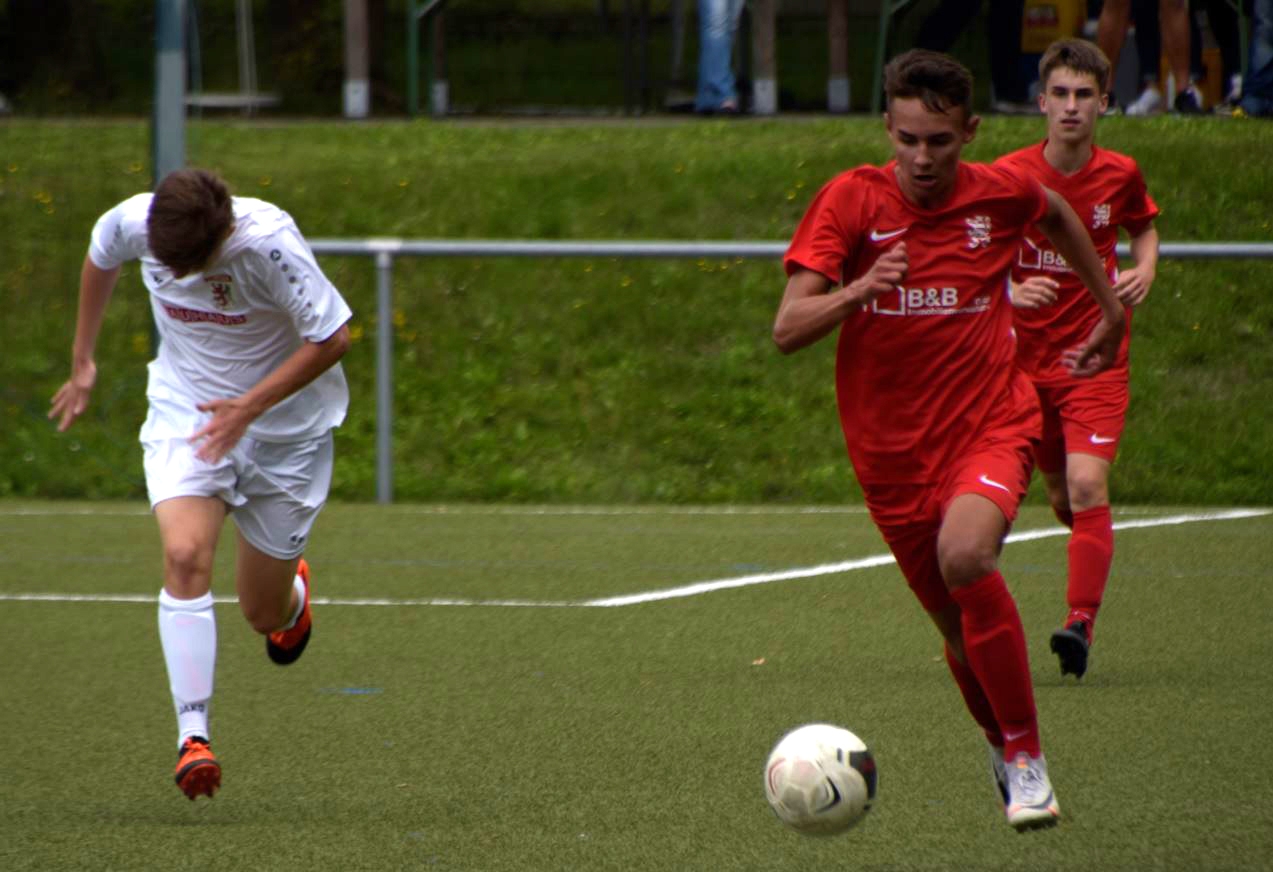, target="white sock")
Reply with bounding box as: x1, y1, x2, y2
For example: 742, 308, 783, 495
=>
278, 573, 306, 632
158, 589, 216, 747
